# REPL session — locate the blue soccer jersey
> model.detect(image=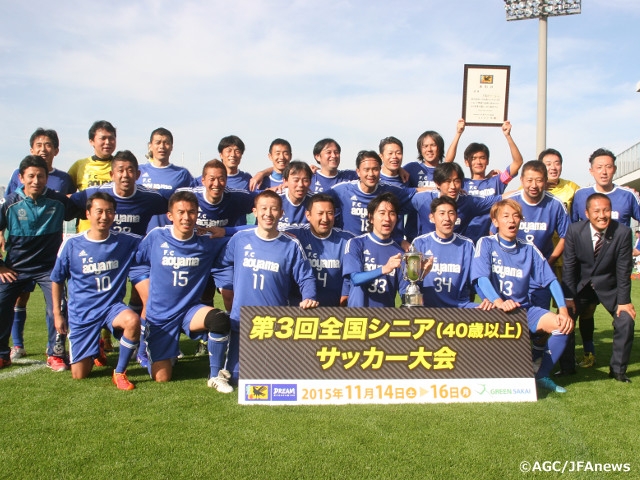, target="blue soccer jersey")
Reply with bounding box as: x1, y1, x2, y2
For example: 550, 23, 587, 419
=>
277, 191, 312, 230
410, 232, 476, 308
328, 181, 415, 241
185, 186, 255, 230
260, 172, 284, 189
379, 172, 409, 188
500, 191, 569, 259
136, 226, 228, 325
51, 231, 141, 322
463, 168, 512, 242
7, 167, 76, 196
310, 170, 358, 193
226, 171, 253, 191
411, 192, 499, 238
571, 185, 640, 226
471, 235, 557, 310
70, 184, 168, 236
283, 225, 354, 306
138, 162, 194, 199
405, 161, 437, 188
217, 228, 317, 326
343, 233, 404, 307
194, 171, 253, 192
